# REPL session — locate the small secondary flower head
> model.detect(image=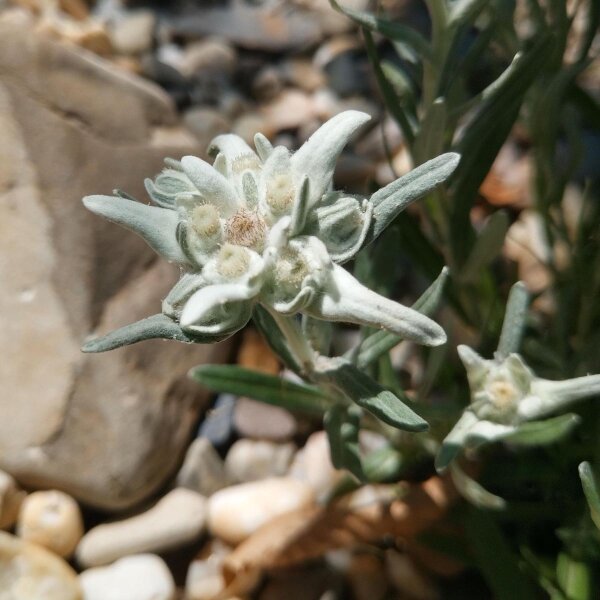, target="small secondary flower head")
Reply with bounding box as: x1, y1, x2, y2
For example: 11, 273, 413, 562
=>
82, 111, 459, 353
